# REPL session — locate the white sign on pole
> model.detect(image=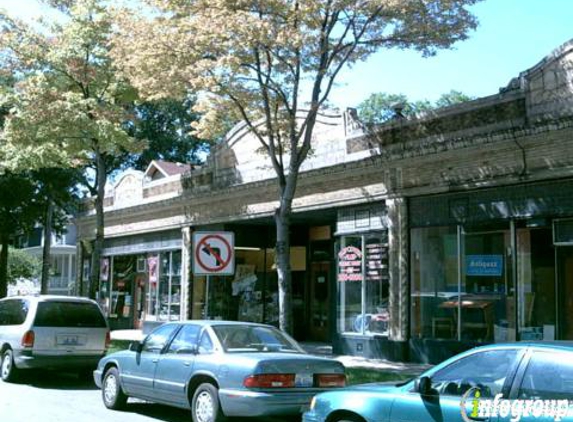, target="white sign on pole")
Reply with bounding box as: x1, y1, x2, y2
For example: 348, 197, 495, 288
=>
193, 231, 235, 276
